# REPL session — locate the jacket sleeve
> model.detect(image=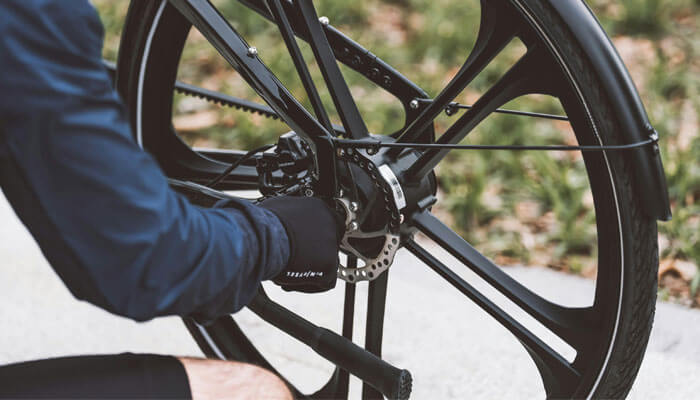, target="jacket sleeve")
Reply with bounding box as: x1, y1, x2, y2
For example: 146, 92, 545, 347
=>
0, 0, 289, 322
